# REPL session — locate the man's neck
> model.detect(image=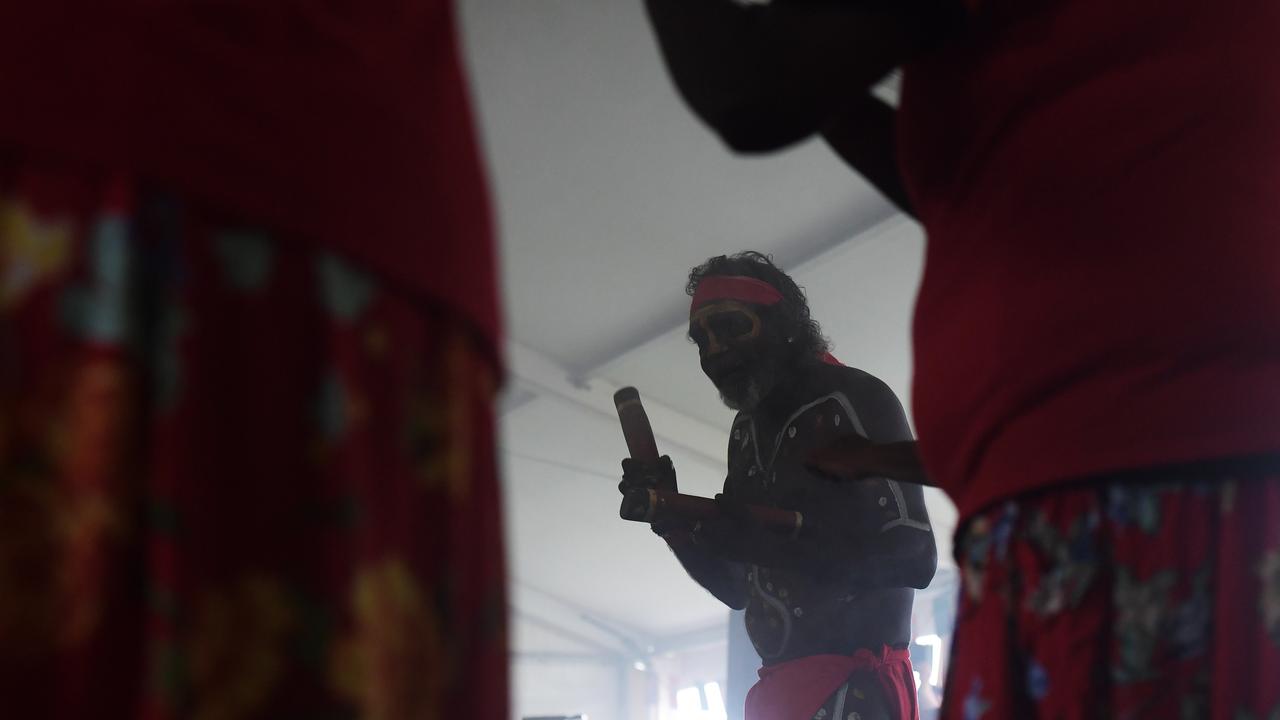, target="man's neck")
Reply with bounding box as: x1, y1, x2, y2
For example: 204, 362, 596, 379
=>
756, 356, 822, 417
